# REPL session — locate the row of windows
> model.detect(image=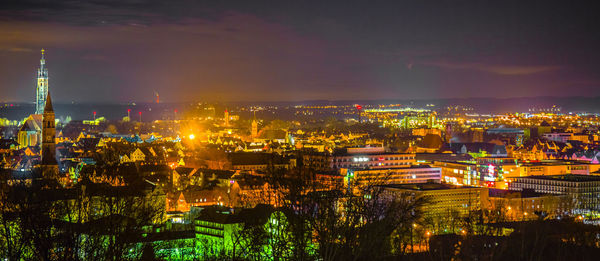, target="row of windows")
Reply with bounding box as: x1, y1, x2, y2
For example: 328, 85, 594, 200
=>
336, 162, 411, 168
195, 220, 224, 229
195, 226, 224, 237
356, 170, 441, 175
513, 184, 600, 194
356, 172, 439, 177
513, 179, 600, 188
356, 174, 441, 181
333, 156, 414, 162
